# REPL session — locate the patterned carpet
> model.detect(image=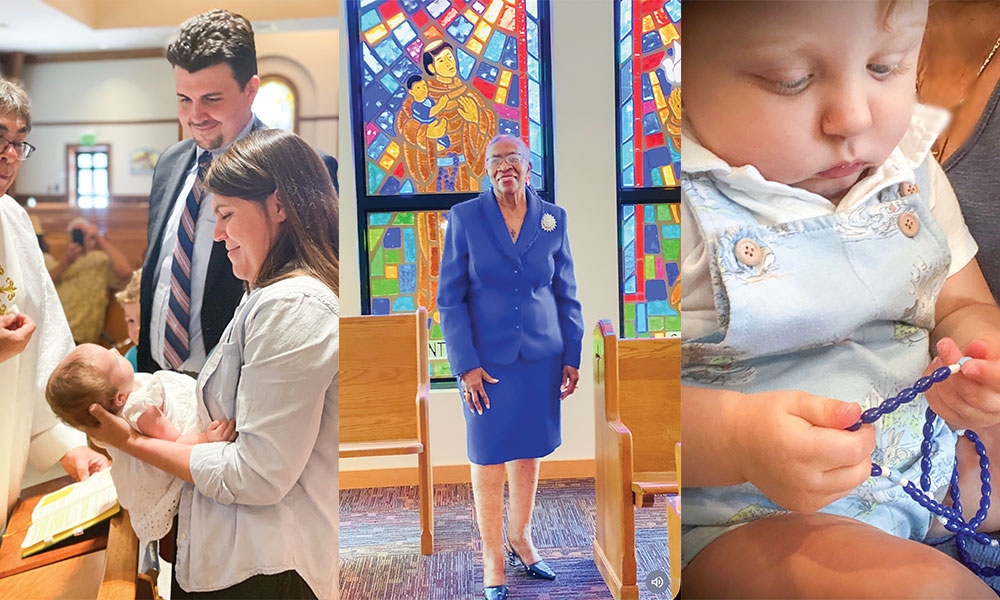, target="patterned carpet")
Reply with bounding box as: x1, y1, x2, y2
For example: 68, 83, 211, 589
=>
339, 478, 671, 600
